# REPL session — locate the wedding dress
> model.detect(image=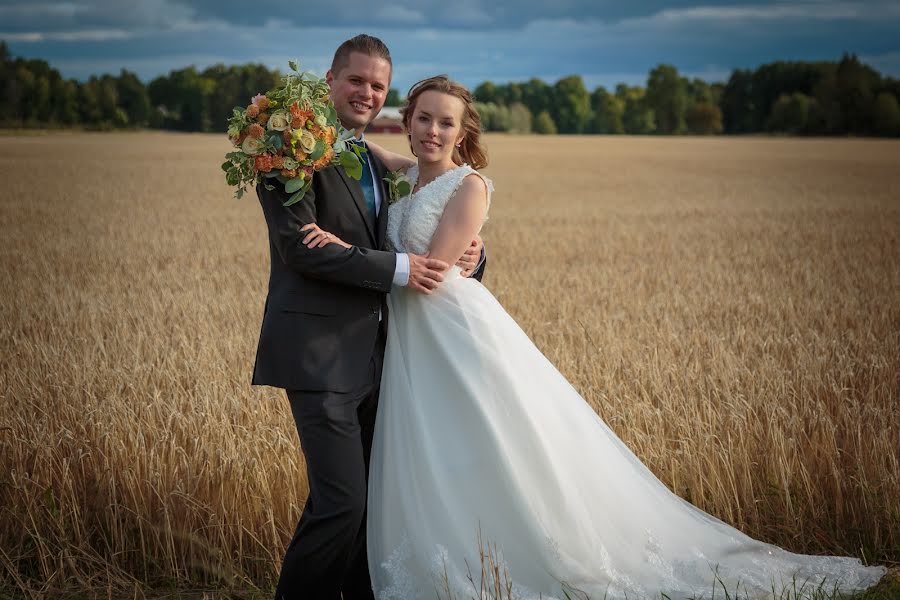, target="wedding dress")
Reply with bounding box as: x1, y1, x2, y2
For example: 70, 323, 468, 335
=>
367, 164, 885, 600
